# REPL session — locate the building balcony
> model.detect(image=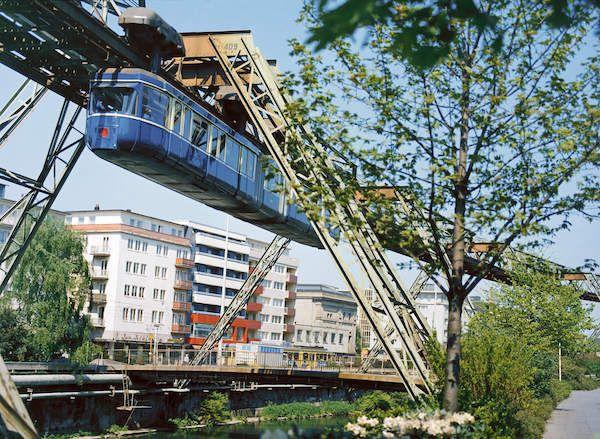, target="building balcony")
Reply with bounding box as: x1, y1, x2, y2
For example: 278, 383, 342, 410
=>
286, 273, 298, 284
188, 336, 206, 346
253, 286, 264, 296
90, 317, 104, 327
172, 301, 192, 312
284, 324, 295, 333
90, 269, 108, 279
90, 246, 110, 256
246, 302, 262, 312
175, 257, 194, 269
90, 292, 107, 303
285, 307, 295, 317
174, 279, 193, 290
287, 291, 296, 300
191, 312, 261, 330
171, 323, 191, 334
